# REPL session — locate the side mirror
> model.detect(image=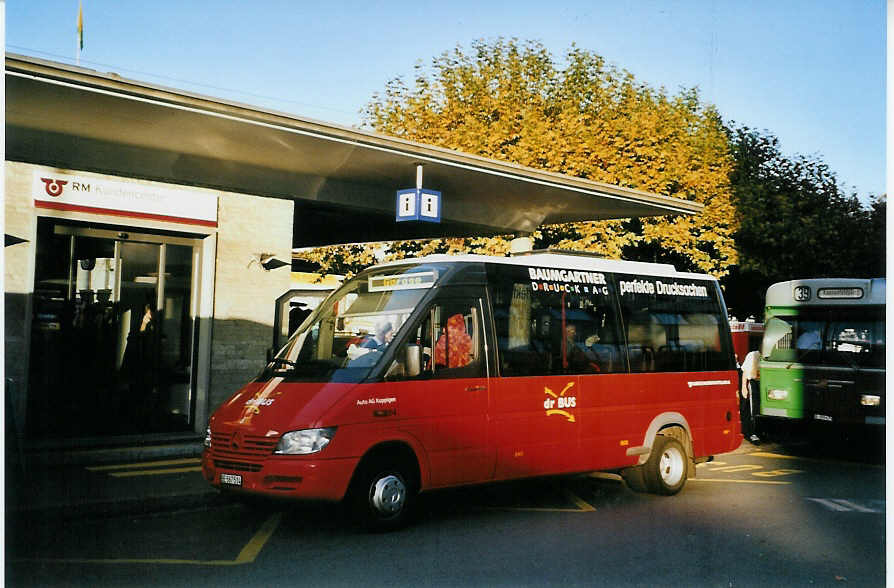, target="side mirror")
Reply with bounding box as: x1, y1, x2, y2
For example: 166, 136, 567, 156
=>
384, 360, 405, 380
266, 347, 274, 363
406, 344, 422, 377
